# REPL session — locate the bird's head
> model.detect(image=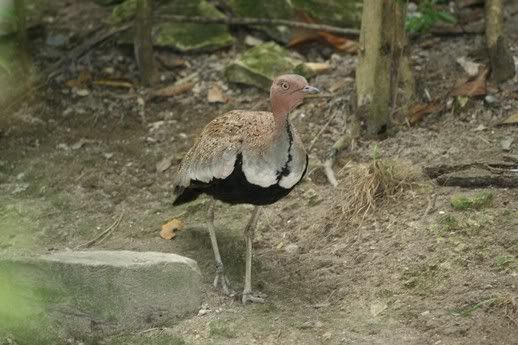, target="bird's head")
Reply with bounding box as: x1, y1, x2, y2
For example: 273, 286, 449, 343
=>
270, 74, 320, 116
